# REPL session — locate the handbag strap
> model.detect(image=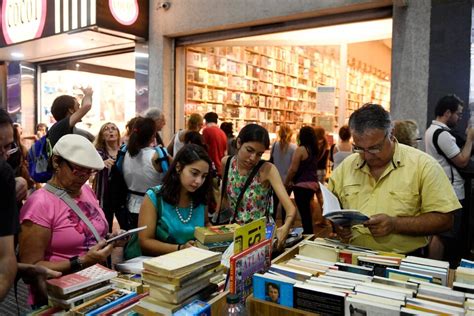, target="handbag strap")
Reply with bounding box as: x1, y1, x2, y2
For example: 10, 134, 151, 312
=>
45, 183, 101, 242
231, 159, 266, 223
